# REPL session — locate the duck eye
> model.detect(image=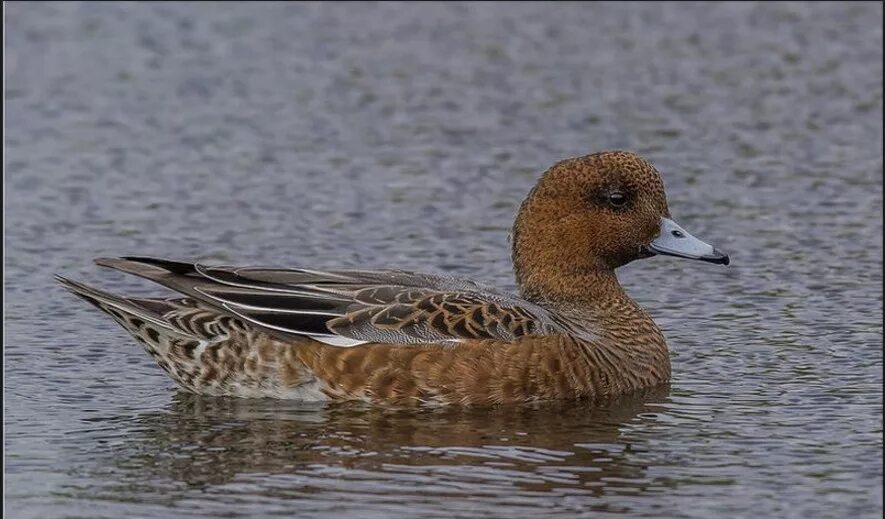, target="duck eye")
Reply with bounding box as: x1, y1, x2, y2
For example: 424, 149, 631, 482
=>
608, 192, 627, 208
